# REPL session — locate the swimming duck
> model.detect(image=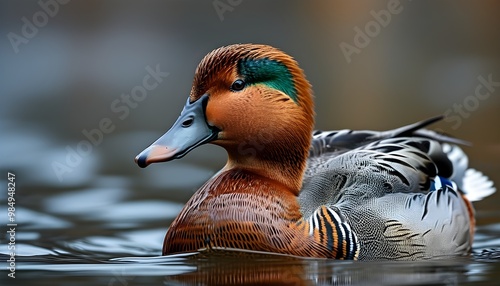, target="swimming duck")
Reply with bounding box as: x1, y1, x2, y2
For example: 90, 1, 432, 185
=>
135, 44, 495, 260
